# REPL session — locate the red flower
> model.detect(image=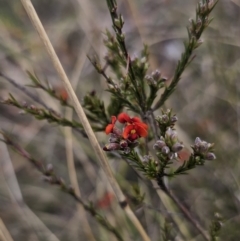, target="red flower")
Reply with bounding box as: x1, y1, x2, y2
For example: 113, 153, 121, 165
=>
96, 192, 114, 209
105, 116, 117, 134
55, 86, 68, 101
117, 113, 148, 141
